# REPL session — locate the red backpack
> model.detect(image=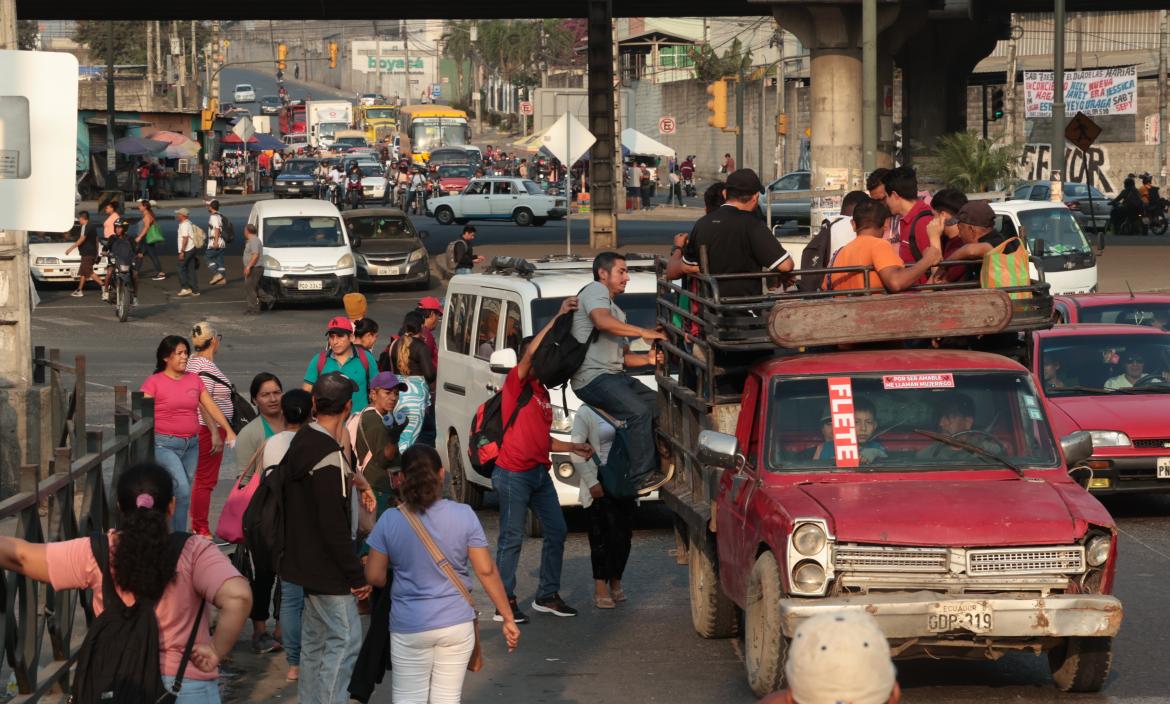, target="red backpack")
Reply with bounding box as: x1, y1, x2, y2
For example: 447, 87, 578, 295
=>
468, 385, 533, 474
